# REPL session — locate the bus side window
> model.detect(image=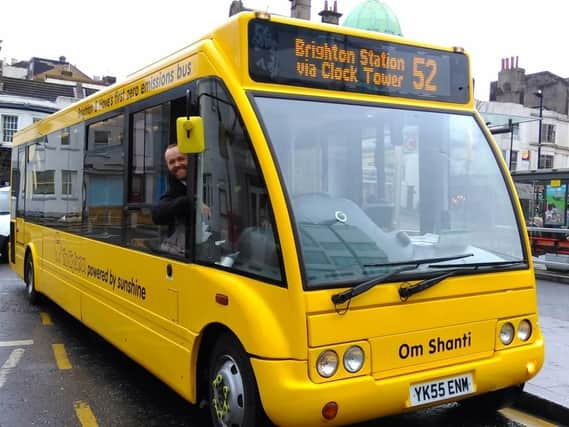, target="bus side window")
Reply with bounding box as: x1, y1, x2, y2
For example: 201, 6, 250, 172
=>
33, 126, 84, 231
195, 79, 283, 283
125, 103, 172, 253
25, 140, 48, 223
63, 125, 85, 229
84, 114, 125, 242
